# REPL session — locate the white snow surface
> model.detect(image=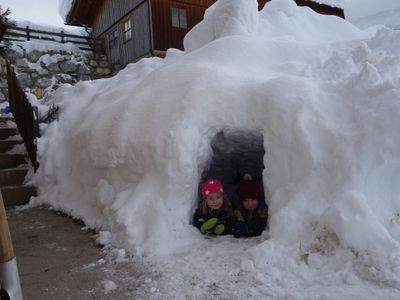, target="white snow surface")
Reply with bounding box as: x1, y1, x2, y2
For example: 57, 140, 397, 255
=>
33, 0, 400, 298
353, 8, 400, 30
10, 40, 81, 54
14, 20, 84, 36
